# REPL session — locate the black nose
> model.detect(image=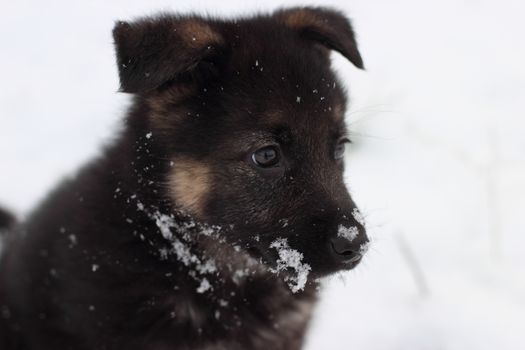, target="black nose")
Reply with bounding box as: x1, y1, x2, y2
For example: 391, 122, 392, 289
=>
330, 237, 364, 263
